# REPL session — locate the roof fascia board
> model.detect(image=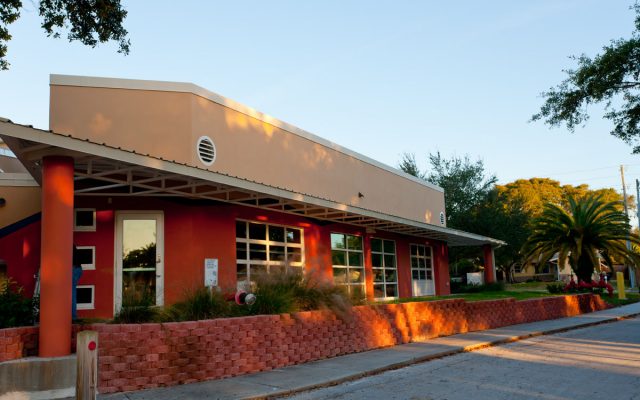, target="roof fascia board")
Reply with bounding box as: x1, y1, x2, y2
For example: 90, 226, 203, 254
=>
0, 121, 503, 246
0, 172, 38, 186
49, 74, 444, 193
